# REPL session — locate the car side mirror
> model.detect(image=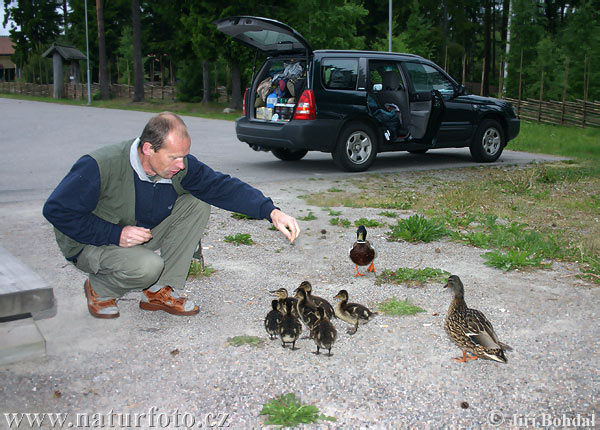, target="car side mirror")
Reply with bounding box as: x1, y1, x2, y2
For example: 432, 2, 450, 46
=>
455, 85, 466, 97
